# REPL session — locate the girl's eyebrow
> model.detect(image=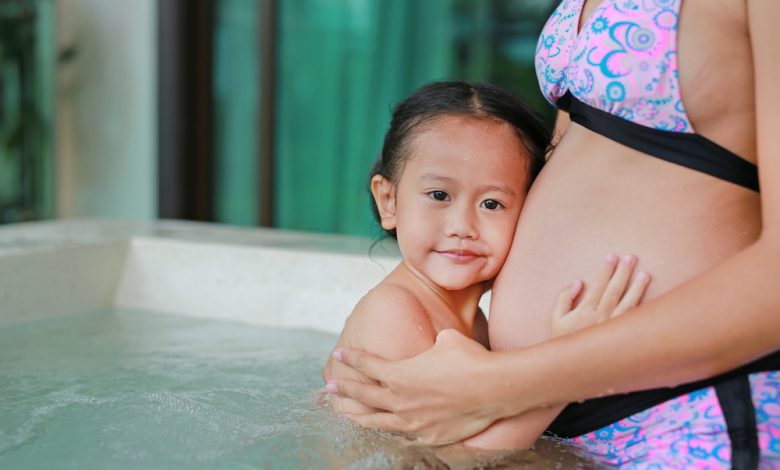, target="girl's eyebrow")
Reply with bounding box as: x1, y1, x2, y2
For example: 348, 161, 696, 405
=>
477, 184, 516, 197
419, 173, 516, 197
419, 173, 453, 183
